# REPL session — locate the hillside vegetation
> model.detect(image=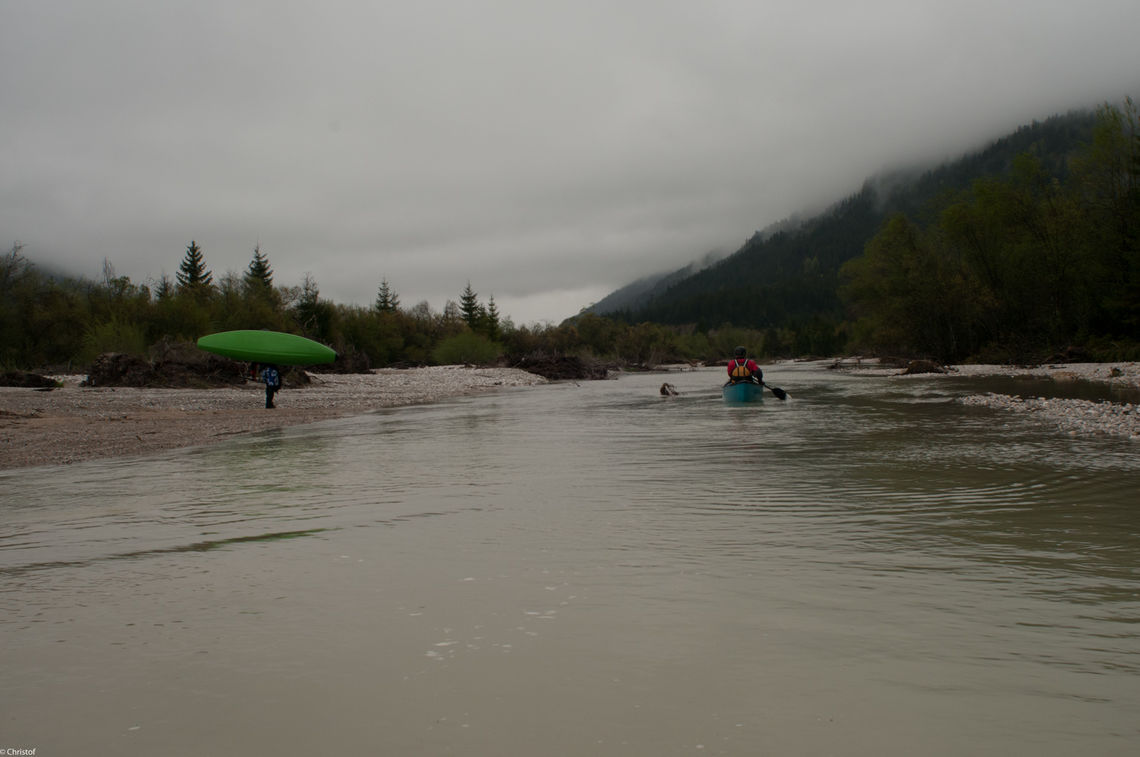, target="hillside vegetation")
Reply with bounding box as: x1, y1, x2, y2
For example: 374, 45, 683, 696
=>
608, 102, 1139, 362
